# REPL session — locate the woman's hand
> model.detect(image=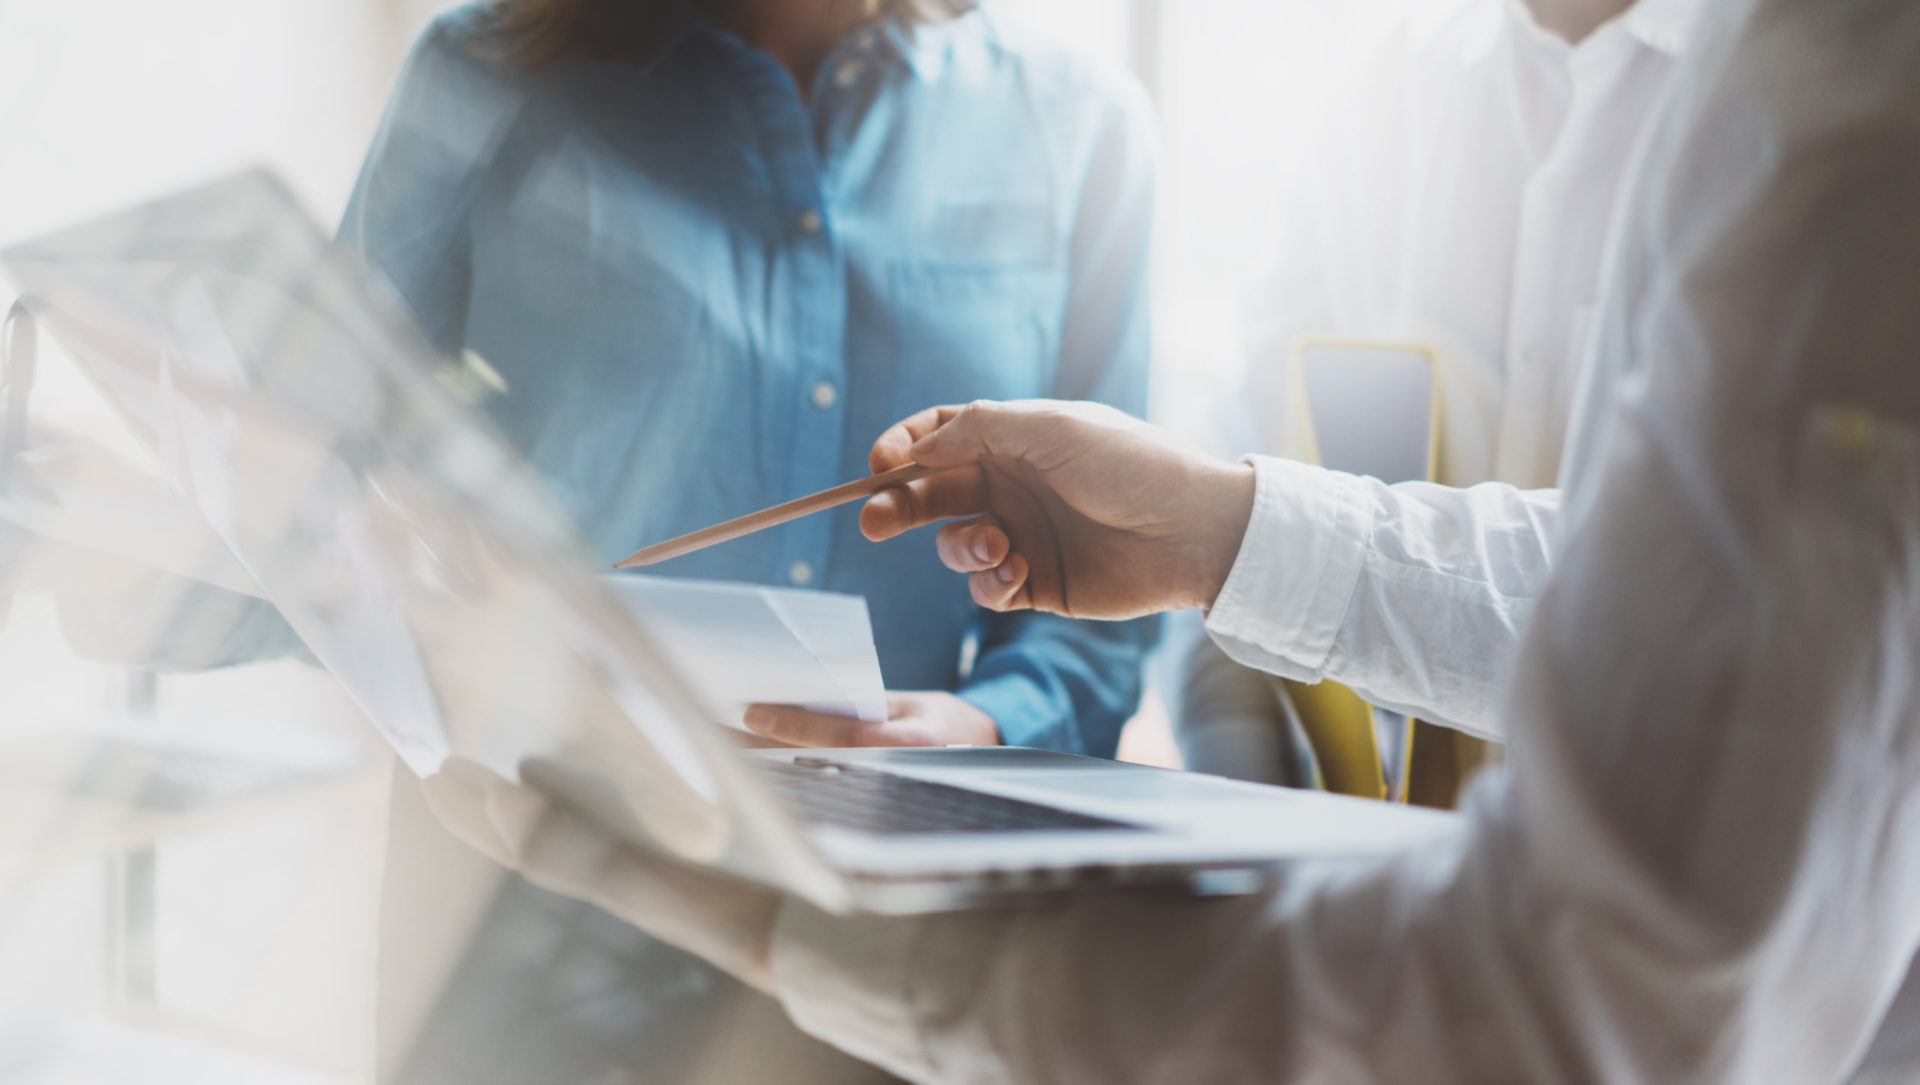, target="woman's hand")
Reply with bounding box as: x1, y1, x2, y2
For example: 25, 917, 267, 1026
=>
743, 691, 1001, 748
859, 401, 1257, 620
